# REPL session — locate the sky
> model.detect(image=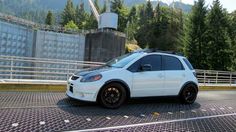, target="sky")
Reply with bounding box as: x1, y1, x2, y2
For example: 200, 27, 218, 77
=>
156, 0, 236, 12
